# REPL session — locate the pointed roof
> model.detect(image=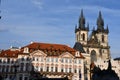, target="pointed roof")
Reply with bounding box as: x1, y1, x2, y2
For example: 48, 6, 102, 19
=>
73, 42, 86, 53
79, 9, 86, 29
97, 11, 104, 31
